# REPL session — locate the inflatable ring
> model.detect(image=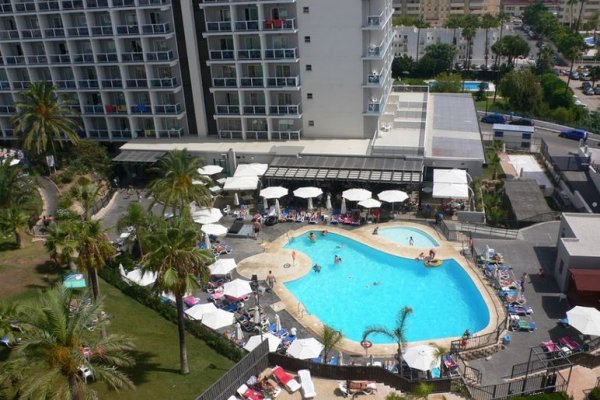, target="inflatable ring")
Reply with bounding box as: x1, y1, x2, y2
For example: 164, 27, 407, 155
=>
360, 340, 373, 349
424, 259, 443, 267
283, 263, 292, 269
